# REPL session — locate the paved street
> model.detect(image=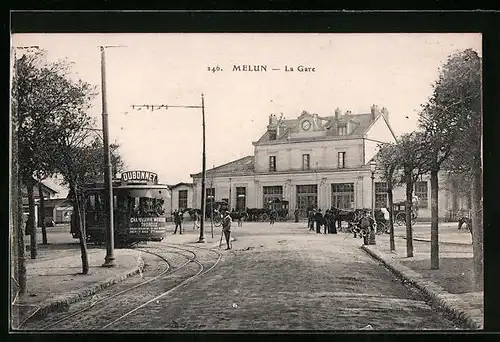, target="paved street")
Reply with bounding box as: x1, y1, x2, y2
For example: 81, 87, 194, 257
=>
28, 221, 464, 330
